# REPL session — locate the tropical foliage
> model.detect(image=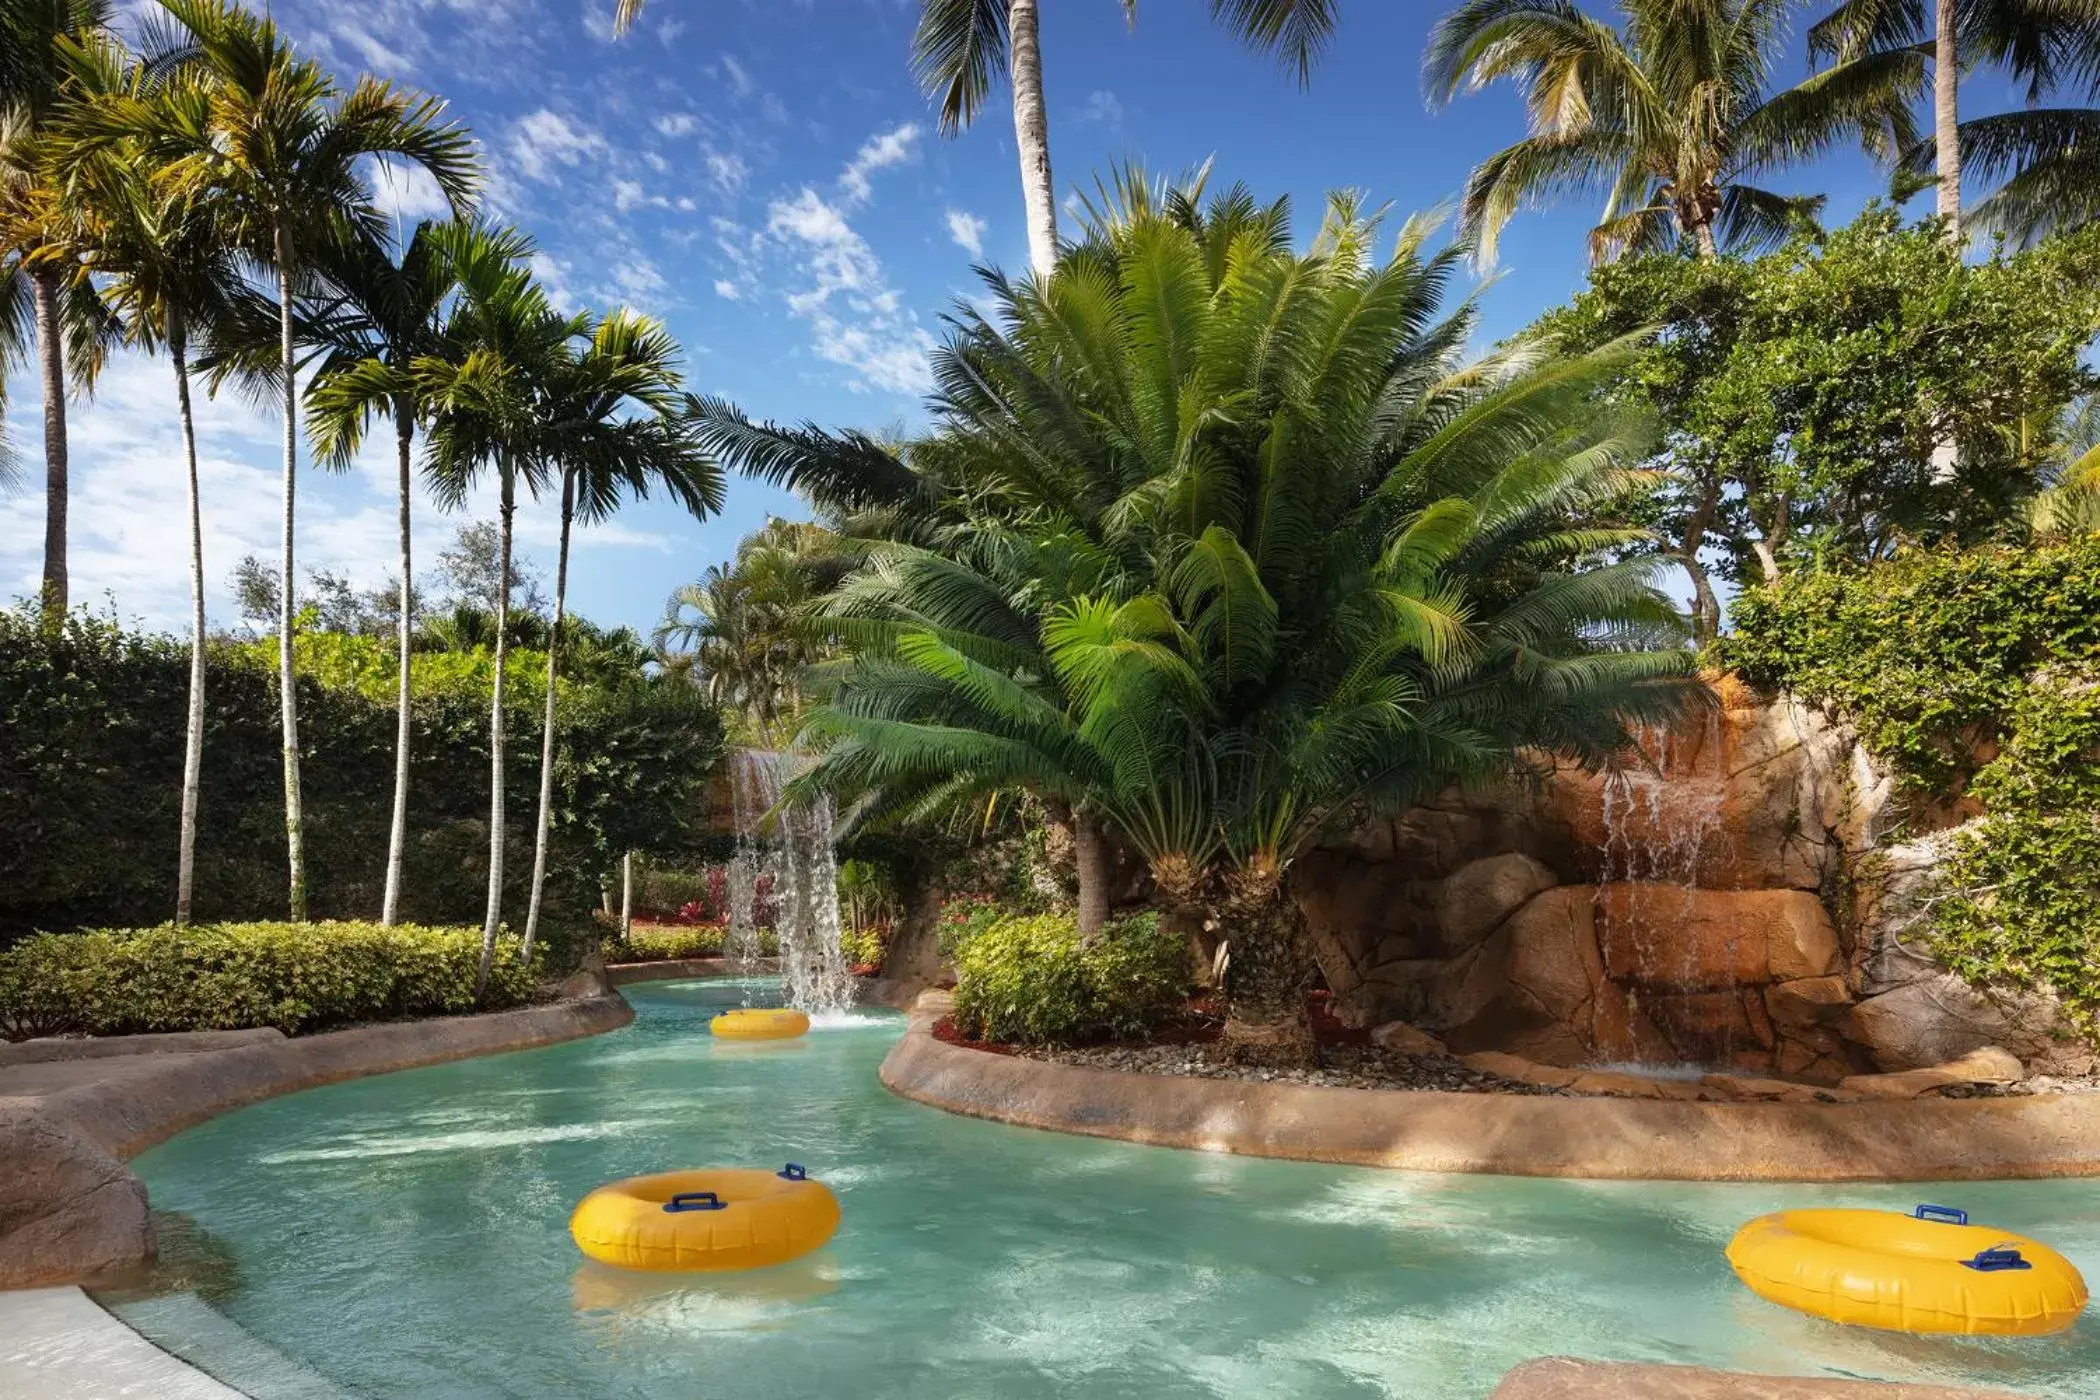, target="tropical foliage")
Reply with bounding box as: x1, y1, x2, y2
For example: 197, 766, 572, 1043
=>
951, 910, 1187, 1046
